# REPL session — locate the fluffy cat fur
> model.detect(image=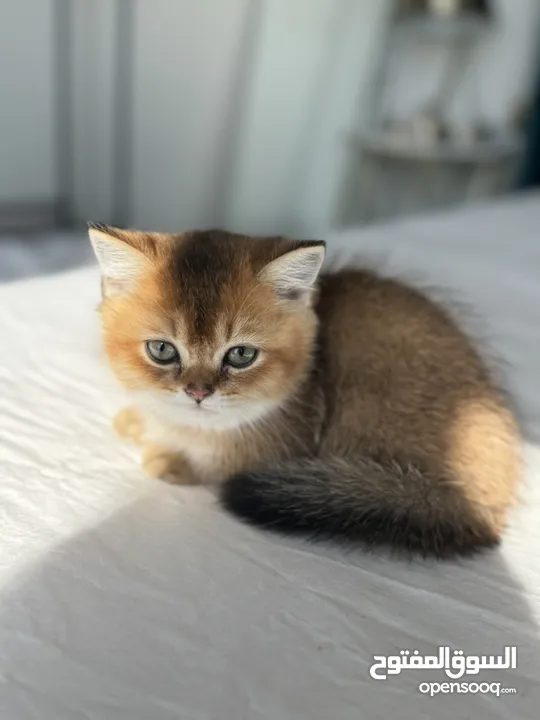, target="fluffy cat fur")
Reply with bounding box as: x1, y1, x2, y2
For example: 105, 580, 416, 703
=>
89, 223, 522, 558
